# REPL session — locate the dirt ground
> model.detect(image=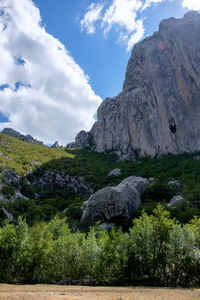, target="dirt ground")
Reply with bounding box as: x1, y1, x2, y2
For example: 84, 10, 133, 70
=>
0, 284, 200, 300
